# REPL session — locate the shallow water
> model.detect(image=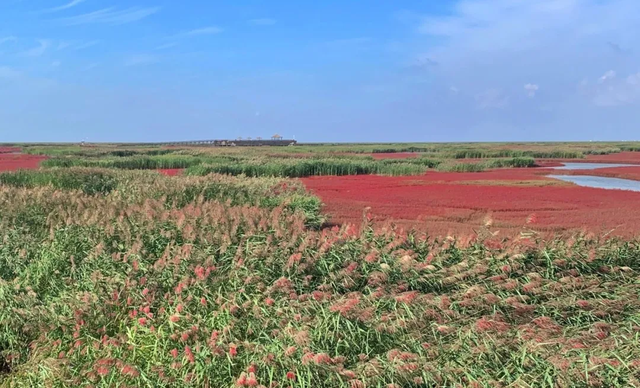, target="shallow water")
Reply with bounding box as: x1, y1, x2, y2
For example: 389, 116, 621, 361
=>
548, 175, 640, 192
551, 163, 636, 170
